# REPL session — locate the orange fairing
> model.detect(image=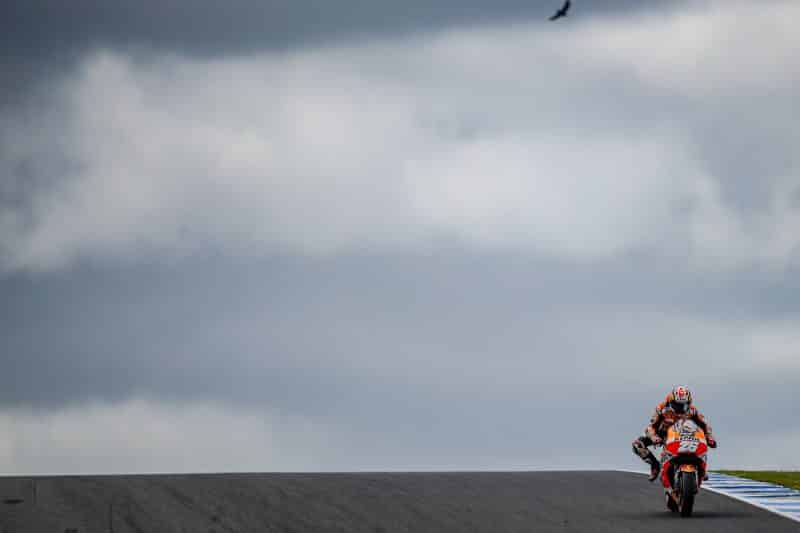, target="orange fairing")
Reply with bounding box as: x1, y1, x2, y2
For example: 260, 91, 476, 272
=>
661, 419, 710, 493
665, 423, 708, 456
666, 426, 706, 444
666, 426, 679, 442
